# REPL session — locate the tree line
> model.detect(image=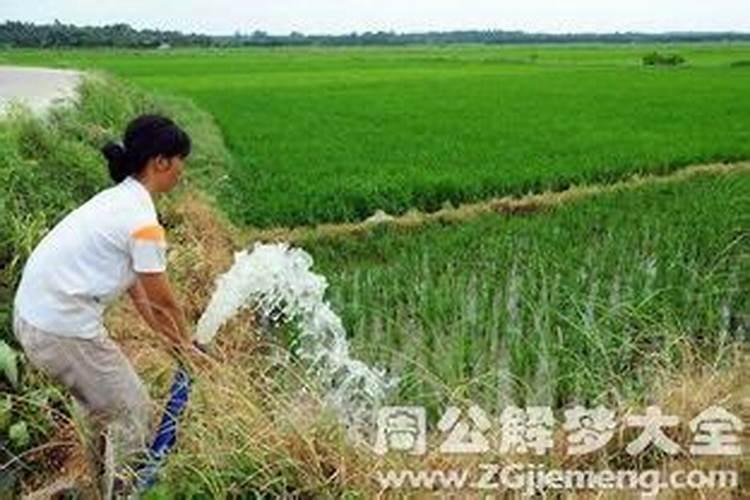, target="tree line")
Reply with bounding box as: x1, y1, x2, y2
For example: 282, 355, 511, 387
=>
2, 20, 749, 48
0, 21, 212, 48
